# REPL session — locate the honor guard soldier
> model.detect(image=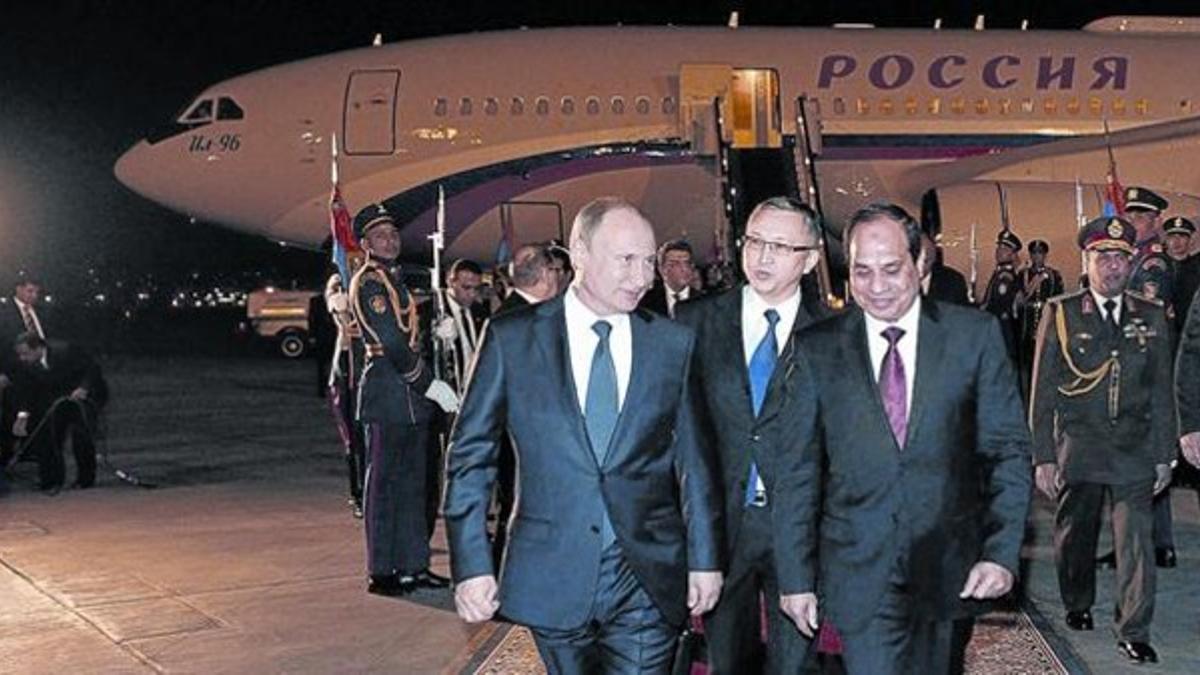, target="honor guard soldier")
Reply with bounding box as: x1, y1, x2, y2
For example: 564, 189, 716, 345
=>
1164, 216, 1200, 332
324, 268, 367, 518
1030, 216, 1175, 665
980, 229, 1024, 360
348, 203, 457, 596
1124, 187, 1173, 304
1016, 240, 1064, 389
